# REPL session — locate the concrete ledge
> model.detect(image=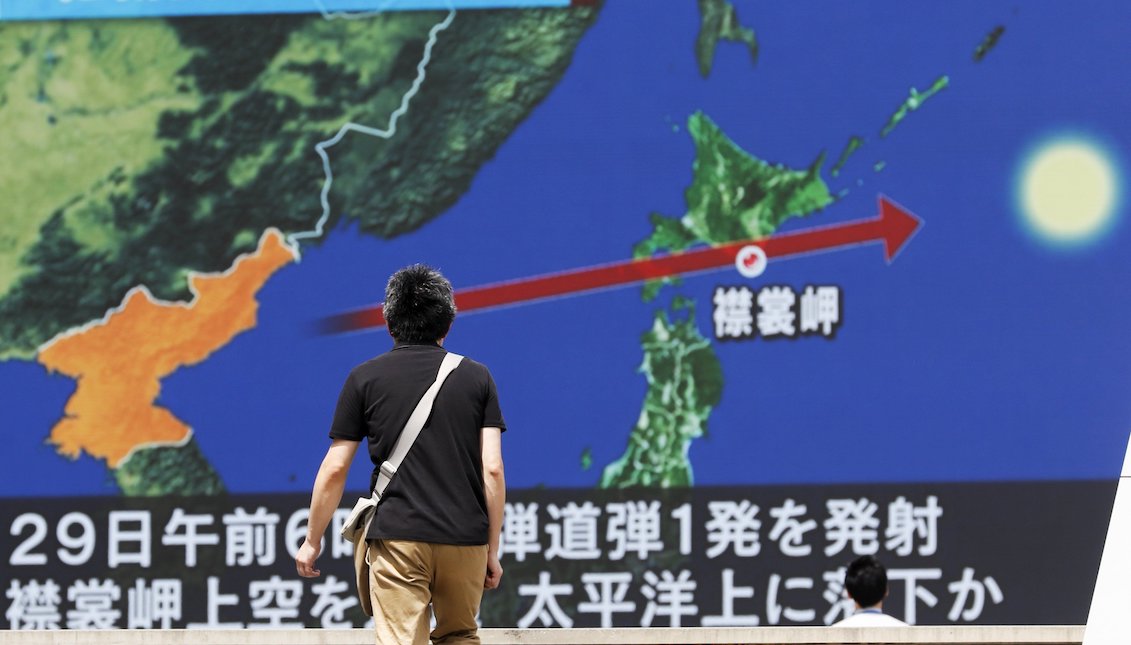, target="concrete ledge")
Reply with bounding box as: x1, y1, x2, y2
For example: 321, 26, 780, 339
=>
1, 626, 1087, 645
